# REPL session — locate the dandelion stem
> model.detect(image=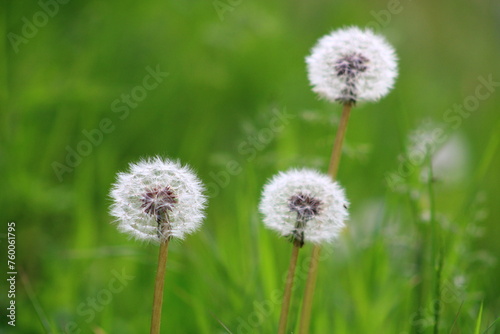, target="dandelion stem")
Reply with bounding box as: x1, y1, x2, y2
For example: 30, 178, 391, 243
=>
428, 151, 443, 334
328, 102, 353, 177
298, 244, 322, 334
150, 237, 170, 334
278, 242, 301, 334
299, 102, 352, 334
